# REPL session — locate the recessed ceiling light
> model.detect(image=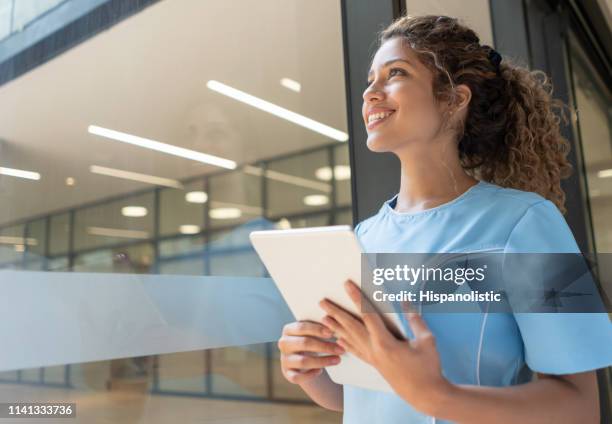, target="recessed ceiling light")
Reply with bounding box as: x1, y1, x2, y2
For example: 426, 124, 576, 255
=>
276, 218, 292, 229
87, 226, 149, 239
598, 169, 612, 178
0, 166, 40, 180
88, 125, 237, 169
303, 194, 329, 206
315, 165, 351, 181
179, 224, 201, 235
14, 244, 25, 252
90, 165, 183, 189
185, 191, 208, 204
206, 80, 348, 142
121, 206, 148, 217
280, 78, 301, 92
209, 207, 242, 220
65, 177, 76, 186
